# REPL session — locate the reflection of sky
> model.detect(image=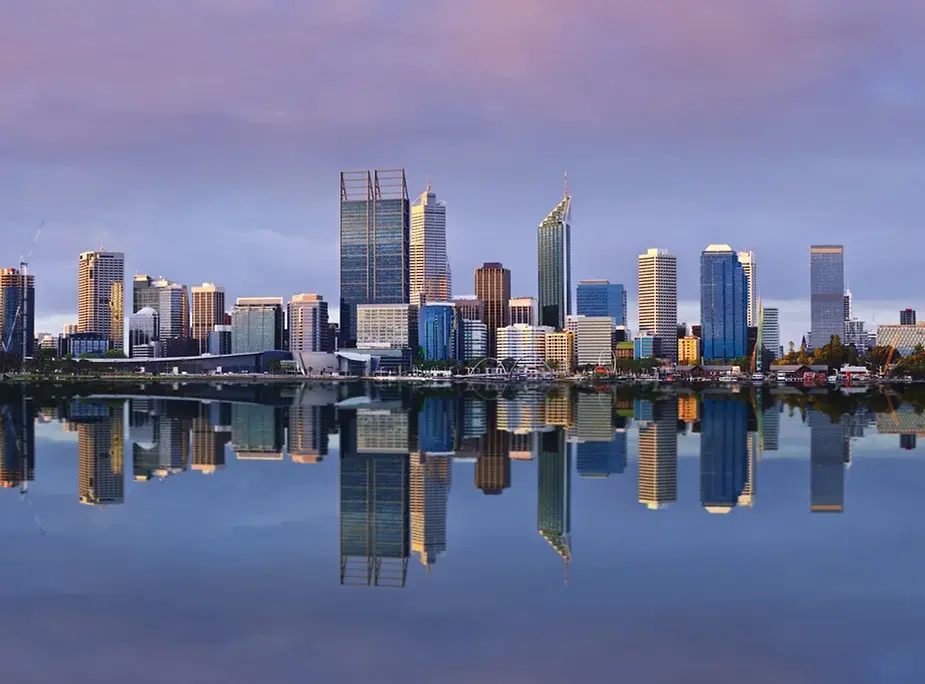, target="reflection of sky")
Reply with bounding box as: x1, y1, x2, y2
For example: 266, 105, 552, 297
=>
1, 406, 924, 682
